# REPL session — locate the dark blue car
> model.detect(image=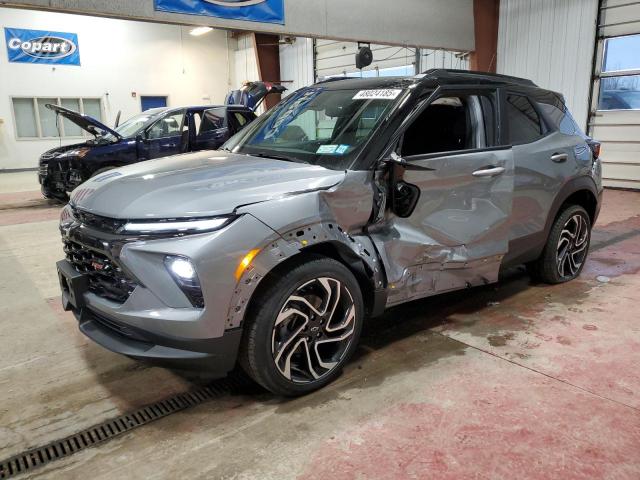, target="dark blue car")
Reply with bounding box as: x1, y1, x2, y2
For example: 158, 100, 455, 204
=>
39, 82, 285, 200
